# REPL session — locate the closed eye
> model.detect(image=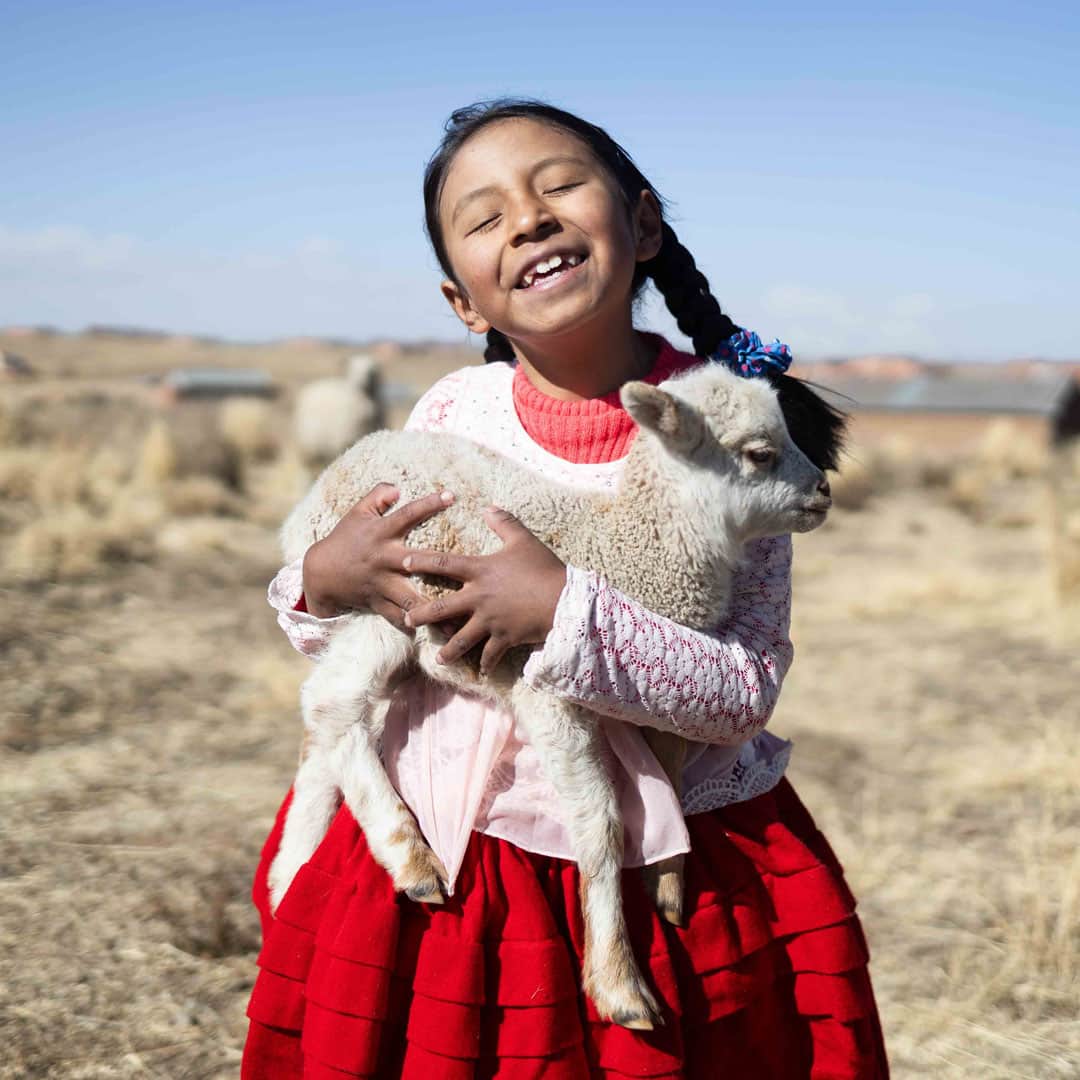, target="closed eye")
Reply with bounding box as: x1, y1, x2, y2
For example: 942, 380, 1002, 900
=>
467, 214, 501, 236
544, 182, 583, 195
